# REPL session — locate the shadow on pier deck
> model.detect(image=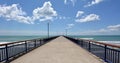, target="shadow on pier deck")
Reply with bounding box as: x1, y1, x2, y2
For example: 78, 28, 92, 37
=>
10, 36, 104, 63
